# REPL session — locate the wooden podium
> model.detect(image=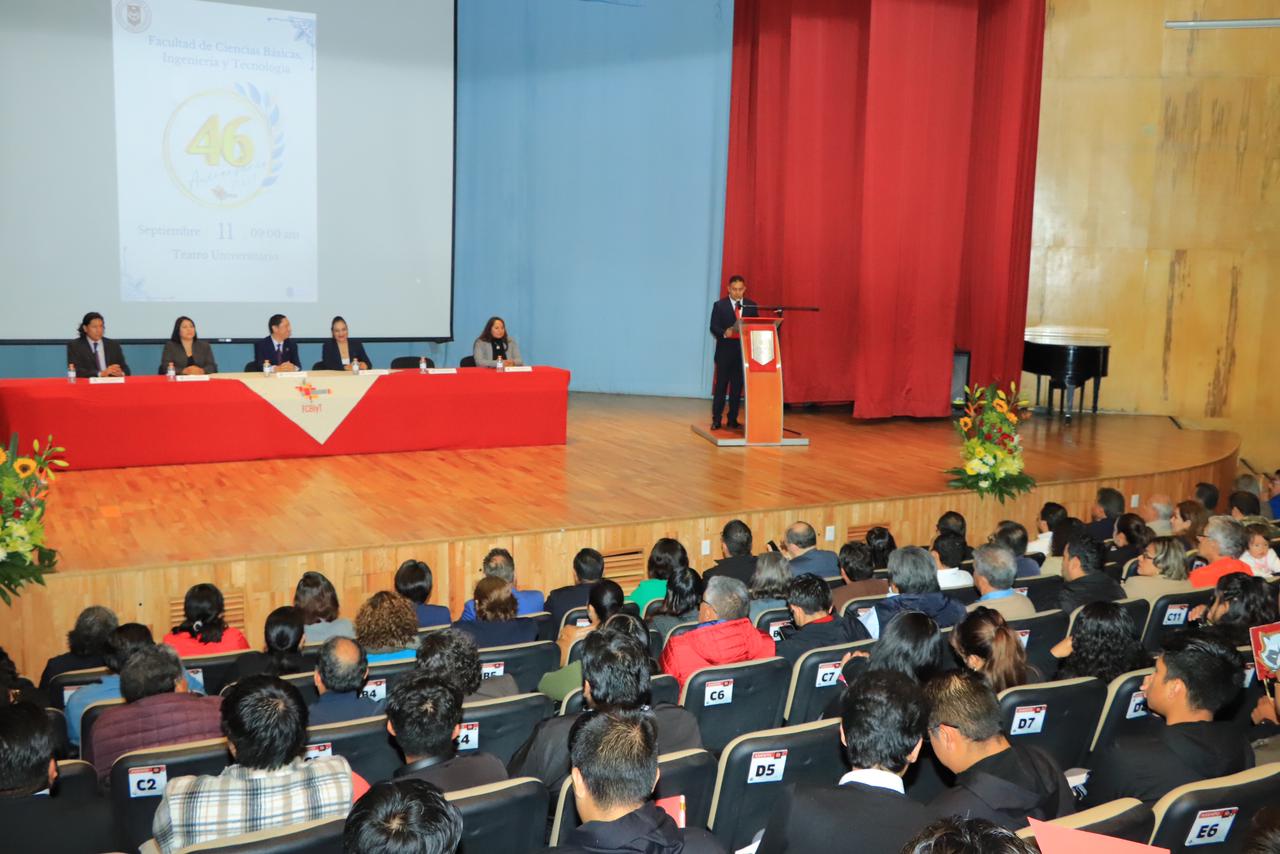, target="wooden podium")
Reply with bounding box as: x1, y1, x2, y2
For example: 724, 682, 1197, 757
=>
693, 315, 809, 447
